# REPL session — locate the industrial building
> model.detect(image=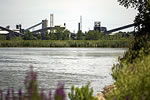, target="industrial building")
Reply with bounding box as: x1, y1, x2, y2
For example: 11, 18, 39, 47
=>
24, 14, 66, 35
0, 13, 135, 39
94, 21, 107, 33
